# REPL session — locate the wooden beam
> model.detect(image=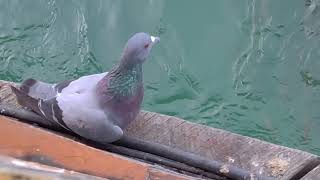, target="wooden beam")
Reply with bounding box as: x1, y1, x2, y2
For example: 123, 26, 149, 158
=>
0, 116, 192, 180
